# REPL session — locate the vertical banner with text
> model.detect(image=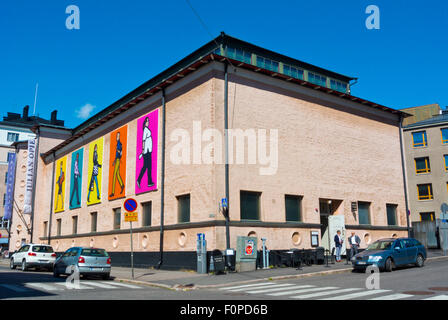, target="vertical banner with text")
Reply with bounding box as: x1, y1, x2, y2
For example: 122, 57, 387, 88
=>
23, 138, 37, 214
3, 153, 17, 220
